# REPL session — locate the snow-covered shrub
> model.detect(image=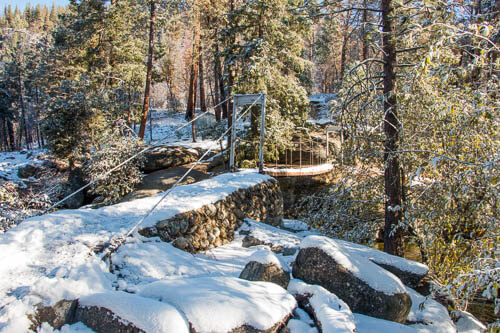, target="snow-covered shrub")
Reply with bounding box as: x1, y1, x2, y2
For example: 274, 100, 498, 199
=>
0, 182, 53, 232
292, 168, 383, 245
83, 130, 144, 204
